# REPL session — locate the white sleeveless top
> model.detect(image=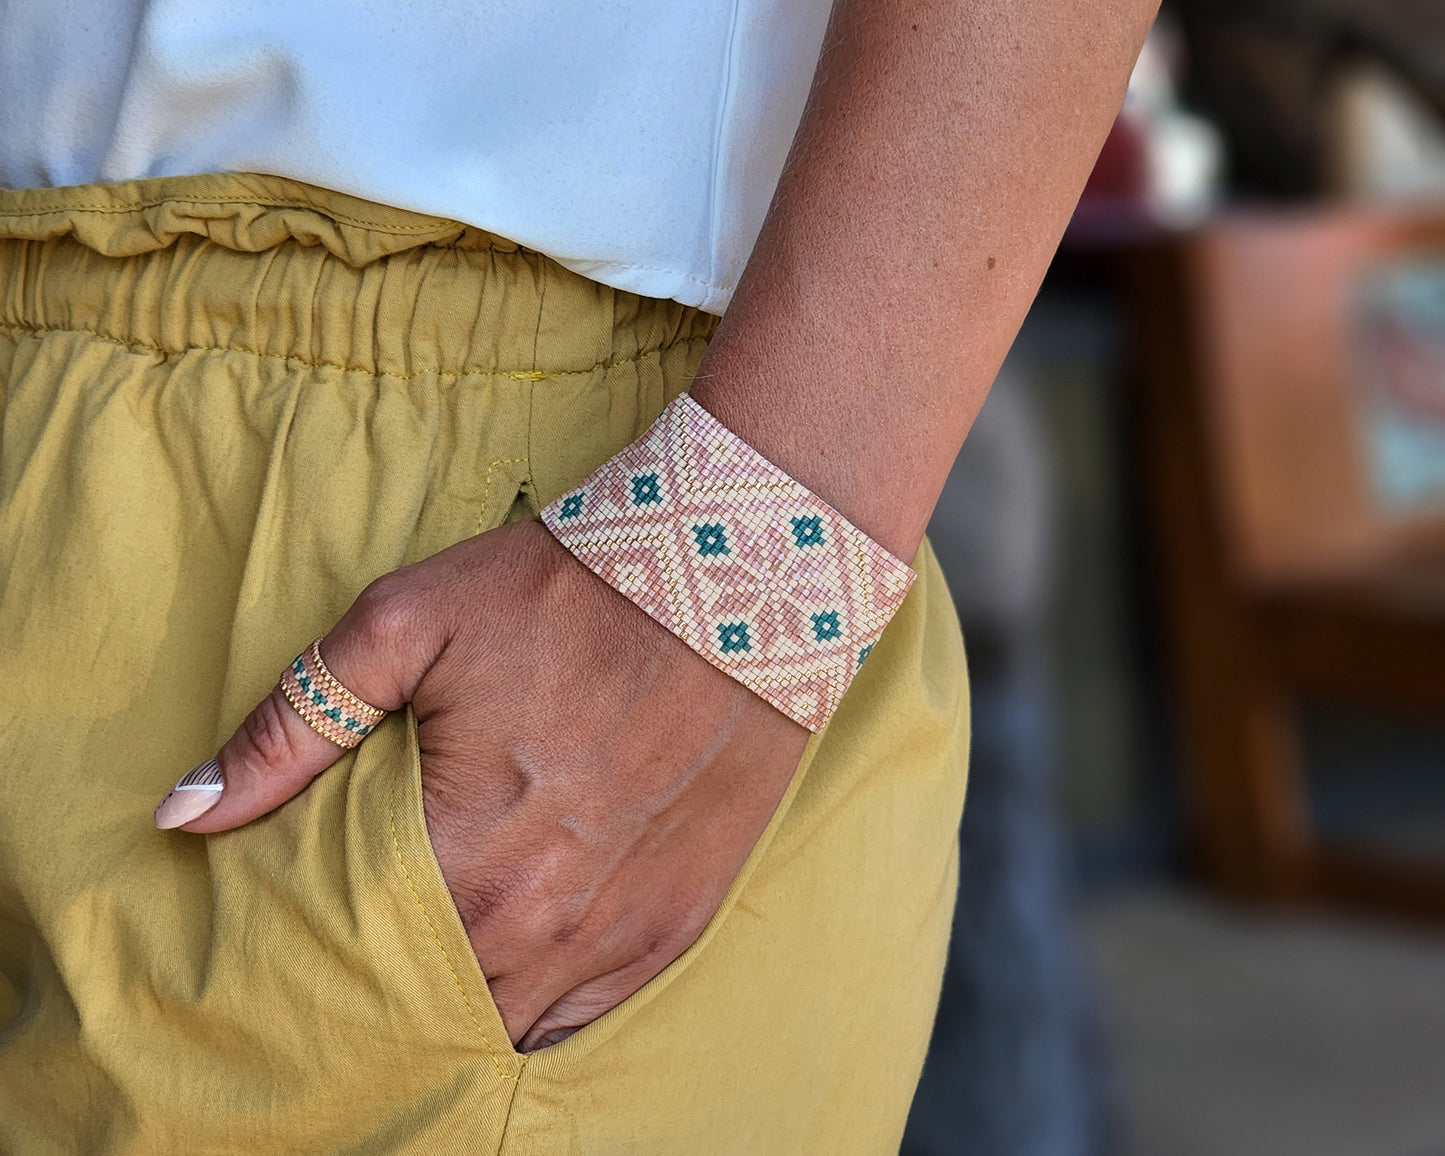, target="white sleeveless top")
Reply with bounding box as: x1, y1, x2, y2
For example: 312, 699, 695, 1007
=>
0, 0, 832, 313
